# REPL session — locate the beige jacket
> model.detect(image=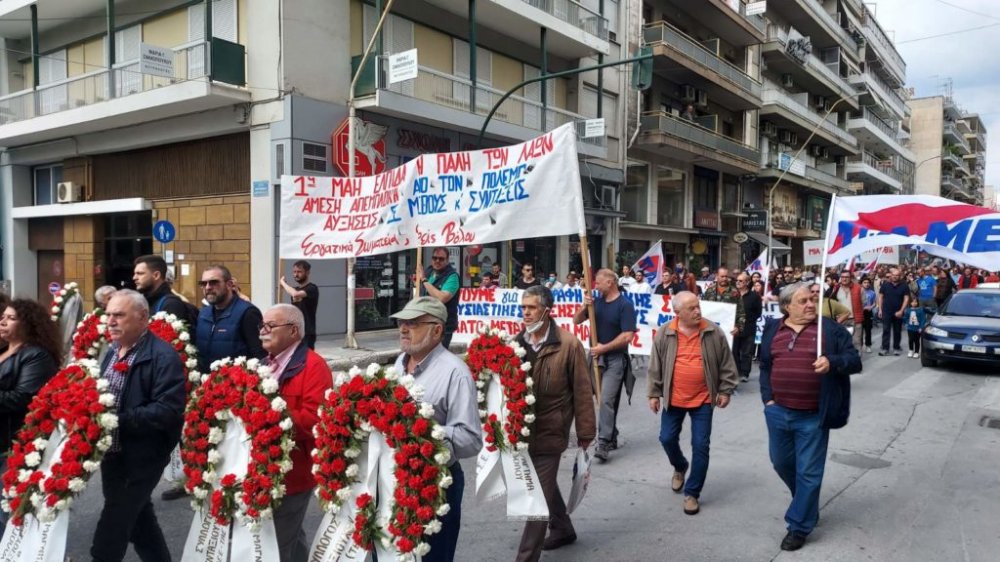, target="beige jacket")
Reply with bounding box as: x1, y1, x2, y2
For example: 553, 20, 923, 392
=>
647, 320, 739, 405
